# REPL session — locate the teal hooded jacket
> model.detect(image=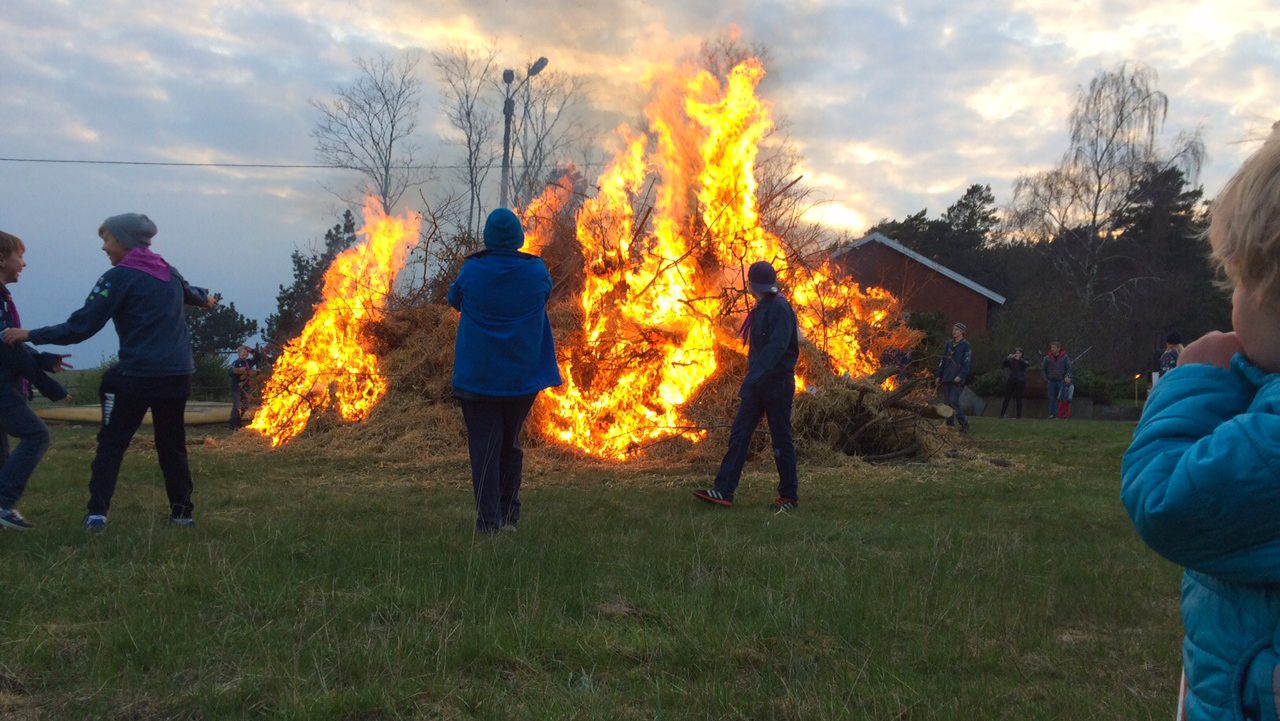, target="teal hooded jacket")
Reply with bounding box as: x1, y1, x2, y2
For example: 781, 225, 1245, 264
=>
1123, 354, 1280, 720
